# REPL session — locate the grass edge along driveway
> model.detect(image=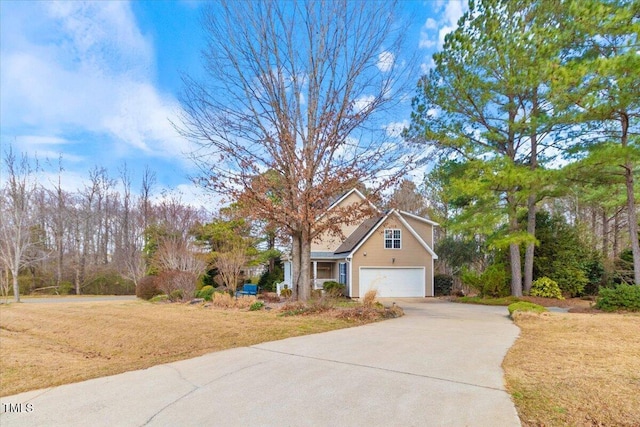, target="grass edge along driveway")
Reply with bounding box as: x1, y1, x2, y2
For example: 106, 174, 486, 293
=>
0, 299, 366, 397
